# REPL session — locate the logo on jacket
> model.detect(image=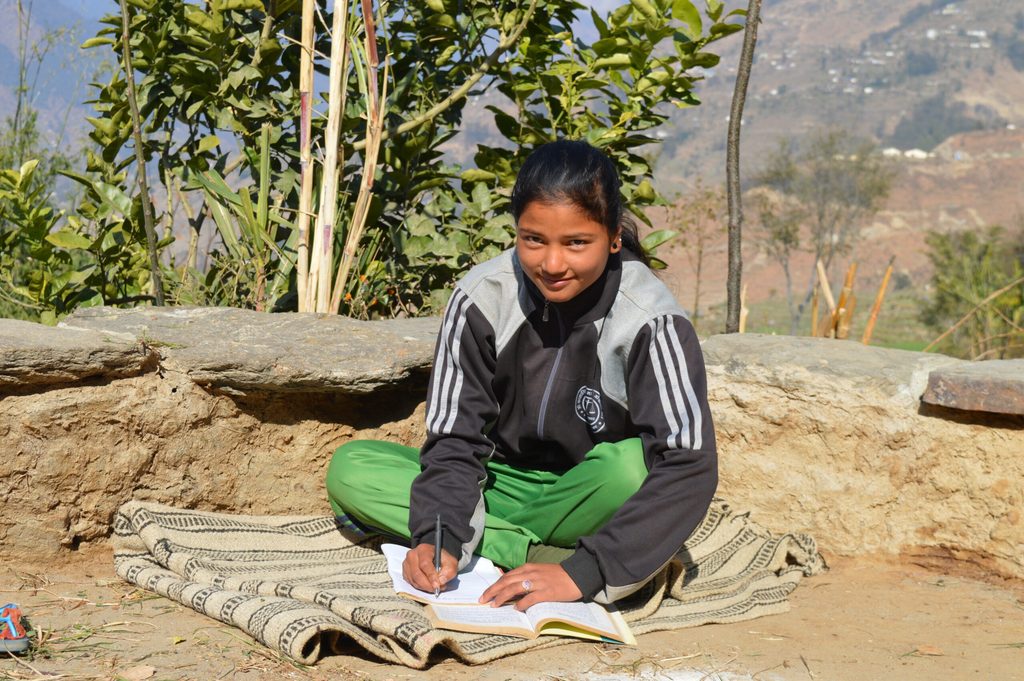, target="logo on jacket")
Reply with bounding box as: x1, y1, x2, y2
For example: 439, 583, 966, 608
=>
574, 386, 605, 433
